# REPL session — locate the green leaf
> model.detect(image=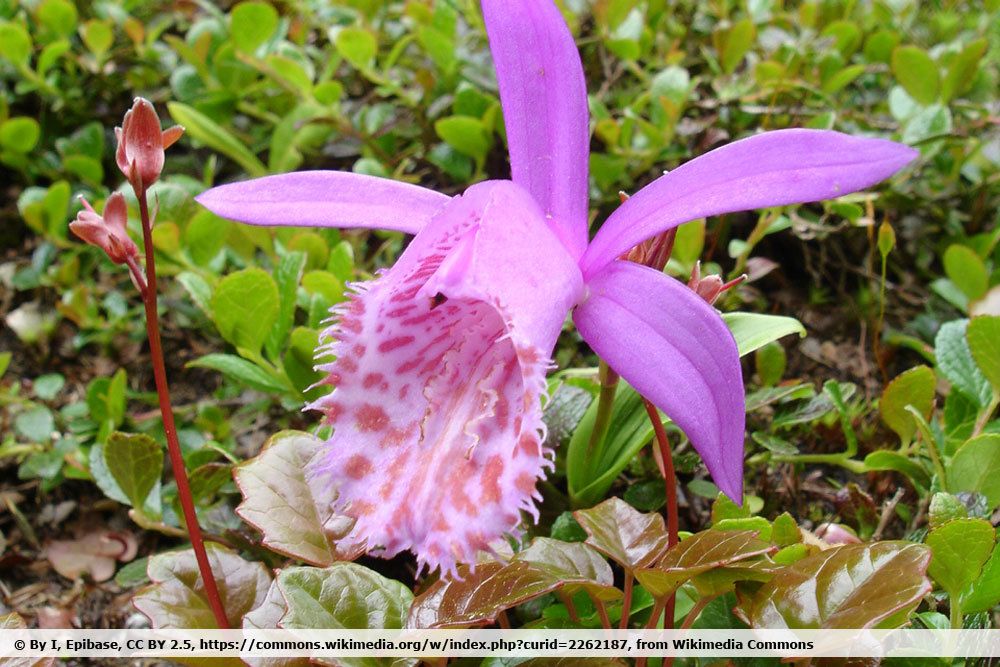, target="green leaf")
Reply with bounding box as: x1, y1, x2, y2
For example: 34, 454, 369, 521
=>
105, 432, 163, 514
211, 268, 280, 356
15, 406, 53, 442
892, 45, 940, 105
936, 319, 993, 408
574, 497, 669, 570
37, 0, 77, 38
0, 352, 12, 379
736, 542, 931, 629
771, 513, 801, 547
134, 544, 271, 633
967, 316, 1000, 394
947, 434, 1000, 508
962, 536, 1000, 614
167, 102, 267, 177
929, 493, 968, 529
435, 115, 491, 163
635, 530, 772, 599
177, 271, 214, 318
722, 312, 806, 357
566, 381, 665, 506
0, 22, 32, 66
0, 117, 41, 153
335, 27, 377, 70
863, 450, 931, 490
926, 518, 994, 599
185, 209, 229, 266
80, 20, 113, 57
278, 563, 411, 632
880, 365, 936, 444
754, 341, 786, 387
941, 39, 988, 103
266, 251, 306, 360
230, 1, 278, 53
716, 18, 755, 74
944, 244, 988, 302
234, 431, 355, 566
188, 354, 287, 393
